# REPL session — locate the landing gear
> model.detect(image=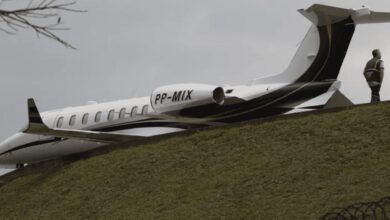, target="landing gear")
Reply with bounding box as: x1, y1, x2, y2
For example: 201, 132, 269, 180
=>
16, 163, 25, 169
